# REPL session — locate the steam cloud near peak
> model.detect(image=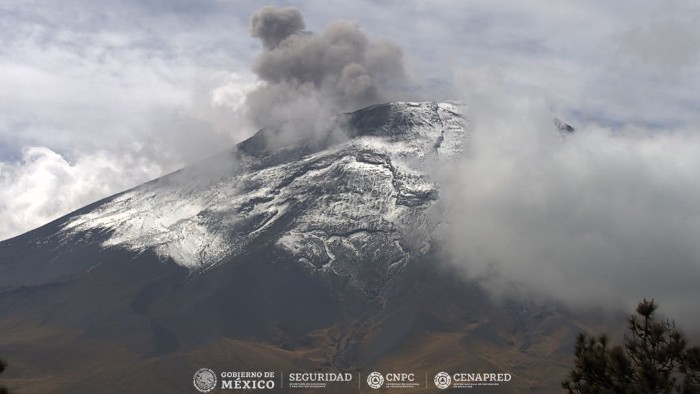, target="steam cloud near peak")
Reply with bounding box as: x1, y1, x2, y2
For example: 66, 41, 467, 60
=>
246, 6, 409, 129
432, 68, 700, 327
